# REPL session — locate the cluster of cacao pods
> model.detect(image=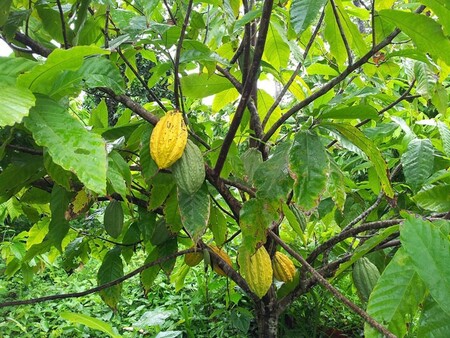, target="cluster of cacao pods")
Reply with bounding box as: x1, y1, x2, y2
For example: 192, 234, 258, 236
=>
149, 110, 205, 194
